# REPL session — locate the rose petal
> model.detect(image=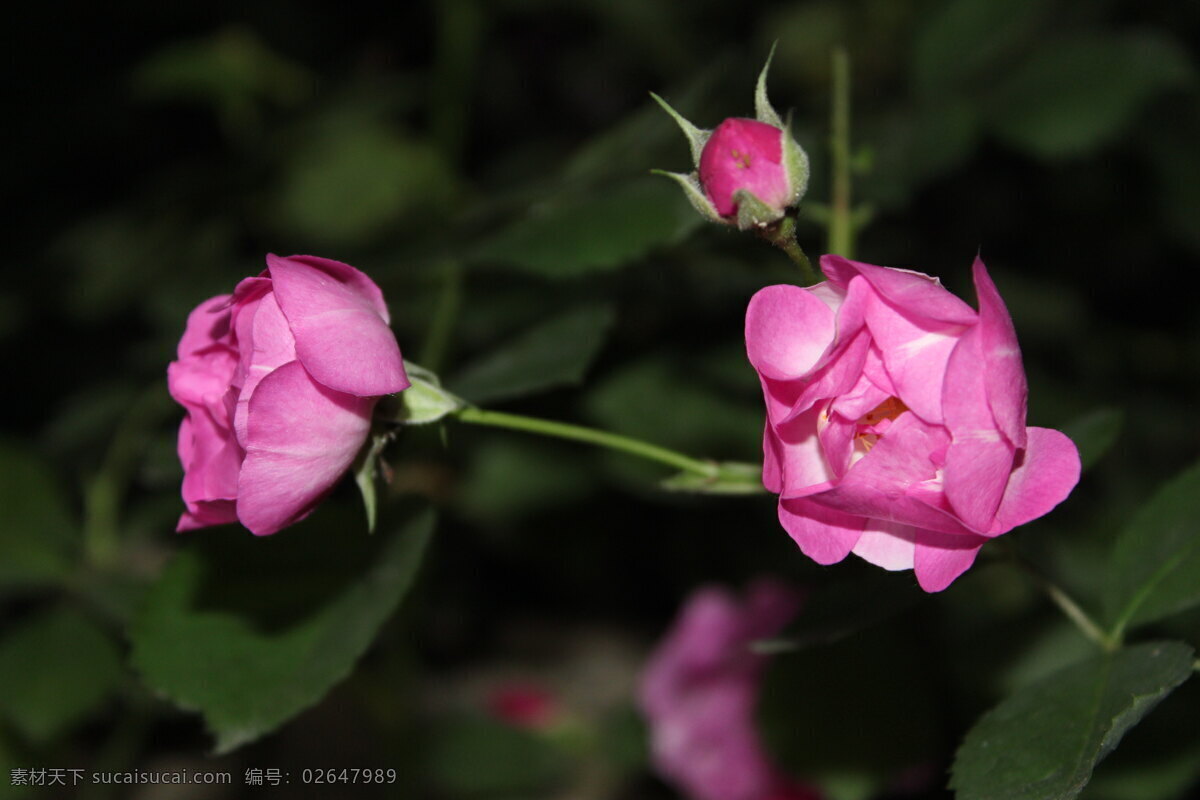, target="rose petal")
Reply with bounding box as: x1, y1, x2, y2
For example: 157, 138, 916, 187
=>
236, 361, 375, 536
810, 414, 977, 535
862, 290, 964, 424
851, 520, 917, 571
942, 324, 1014, 532
746, 284, 836, 380
990, 427, 1081, 534
821, 255, 978, 325
973, 258, 1028, 449
913, 529, 987, 592
176, 295, 233, 358
773, 406, 836, 496
233, 292, 297, 448
777, 497, 864, 564
266, 254, 408, 397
